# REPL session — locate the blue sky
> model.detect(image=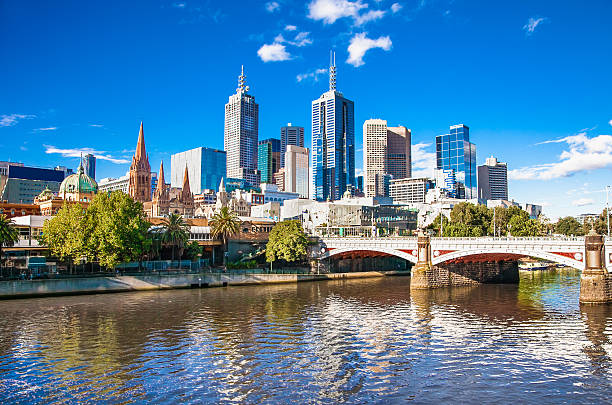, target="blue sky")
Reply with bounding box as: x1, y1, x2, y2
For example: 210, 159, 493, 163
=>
1, 0, 611, 219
